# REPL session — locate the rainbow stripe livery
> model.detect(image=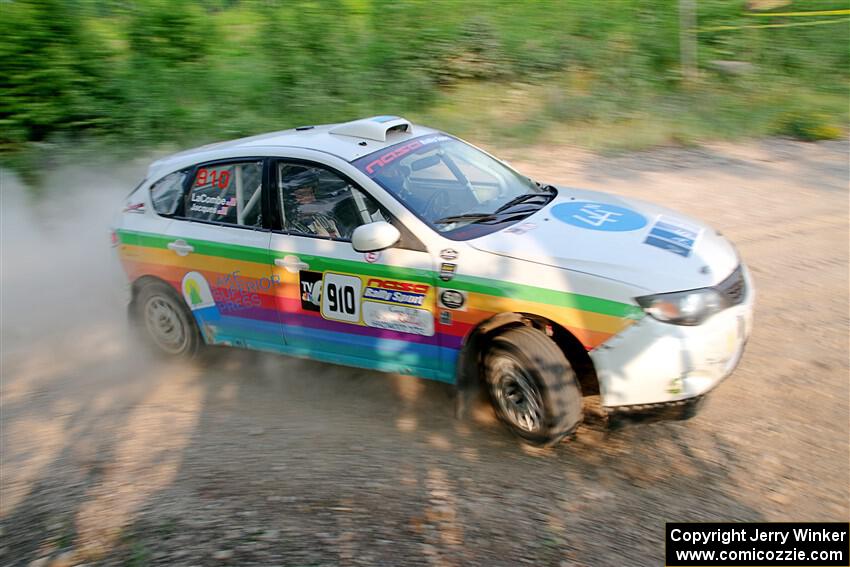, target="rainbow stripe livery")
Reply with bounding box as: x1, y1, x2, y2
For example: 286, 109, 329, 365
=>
117, 229, 642, 383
